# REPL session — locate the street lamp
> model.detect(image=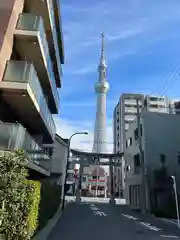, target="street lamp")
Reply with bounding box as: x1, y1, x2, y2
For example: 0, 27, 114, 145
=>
67, 132, 88, 156
171, 175, 180, 229
62, 132, 88, 209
